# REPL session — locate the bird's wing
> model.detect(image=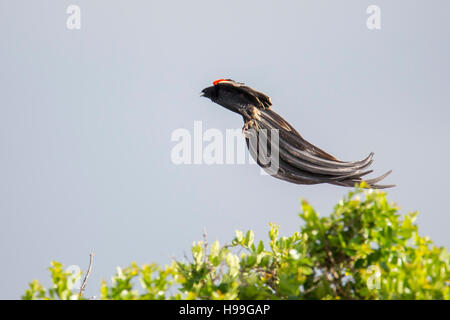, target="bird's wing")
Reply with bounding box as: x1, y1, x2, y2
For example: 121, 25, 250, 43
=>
219, 81, 272, 109
245, 107, 394, 189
